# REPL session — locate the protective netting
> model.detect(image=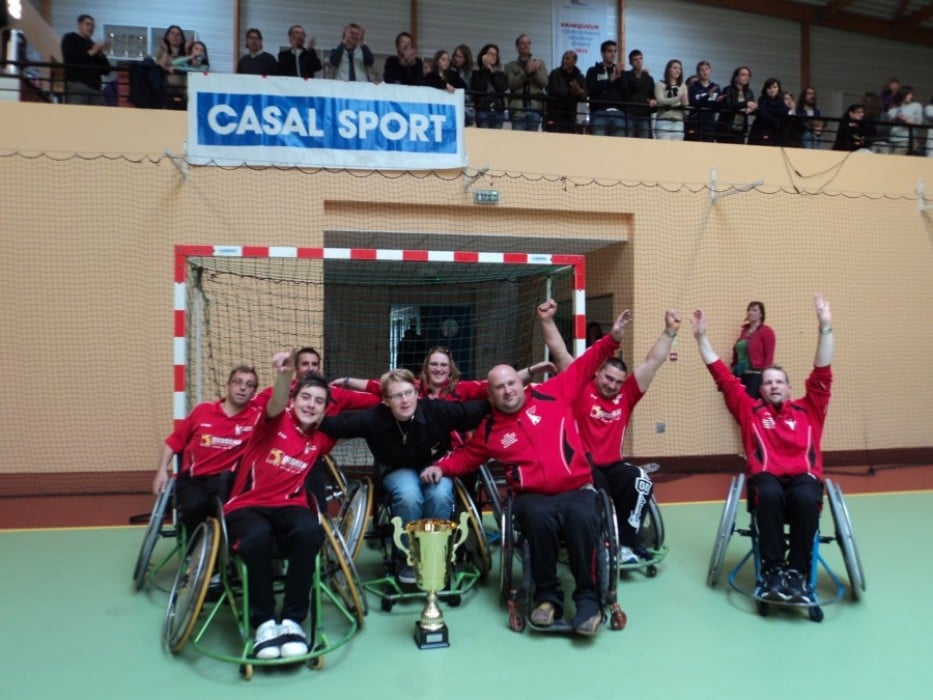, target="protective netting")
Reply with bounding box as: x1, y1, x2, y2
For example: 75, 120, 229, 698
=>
185, 254, 576, 466
1, 148, 931, 497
